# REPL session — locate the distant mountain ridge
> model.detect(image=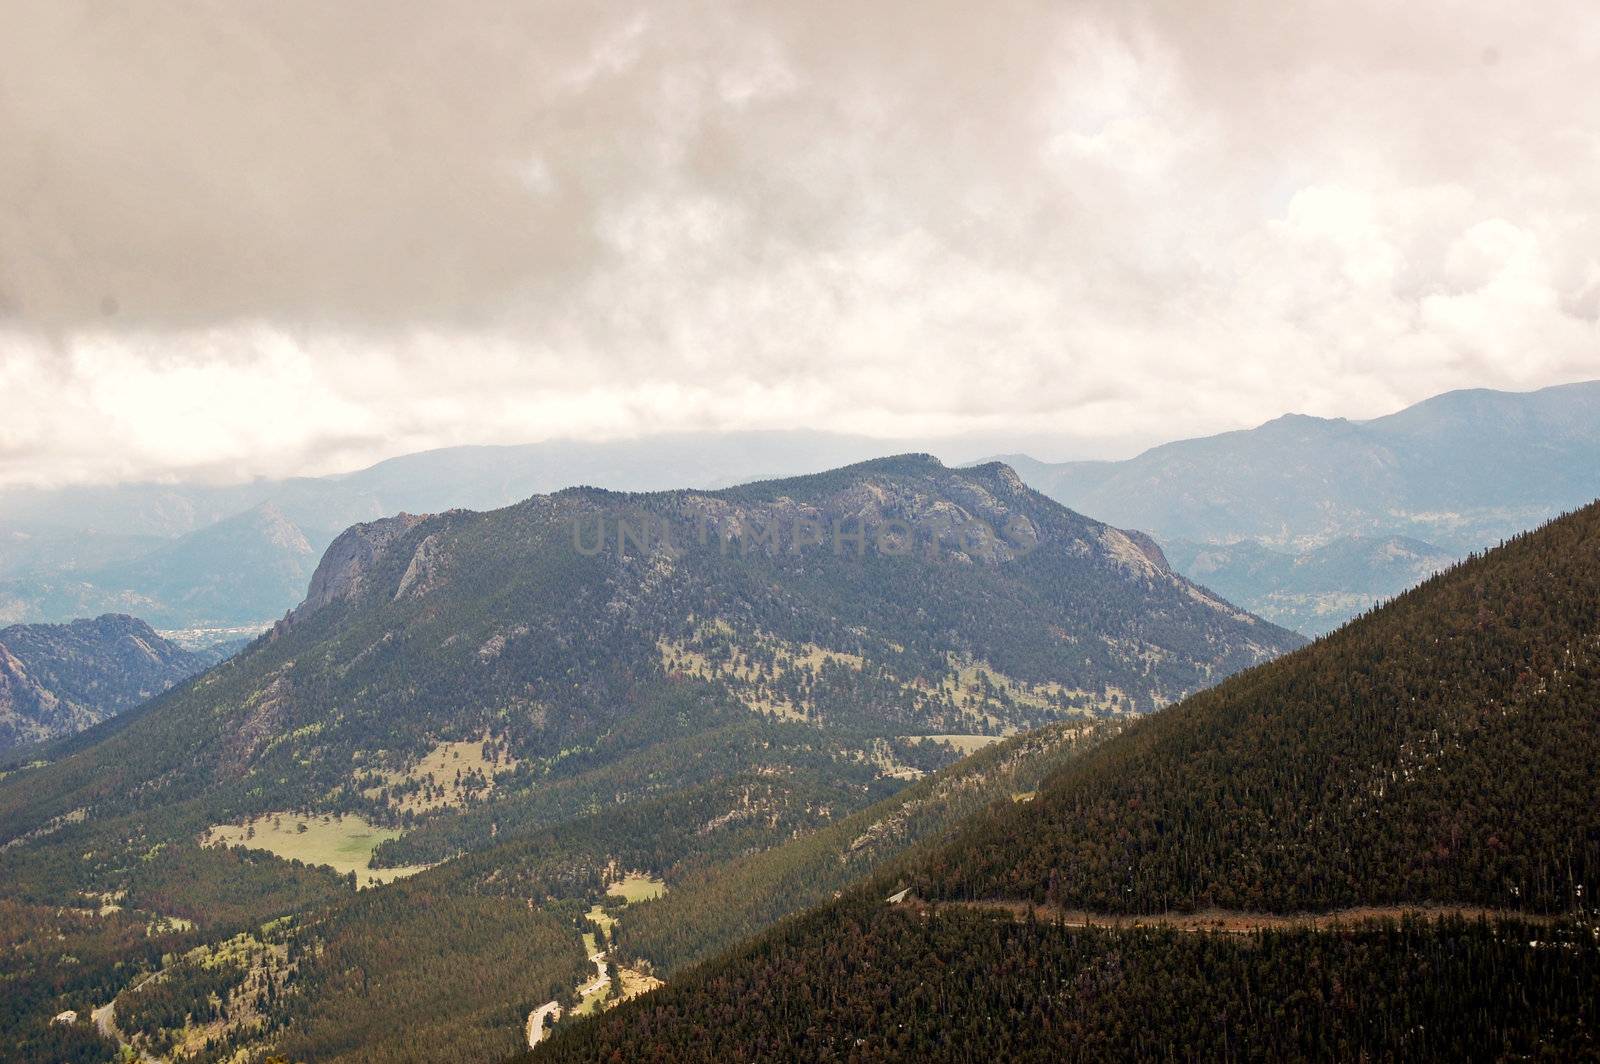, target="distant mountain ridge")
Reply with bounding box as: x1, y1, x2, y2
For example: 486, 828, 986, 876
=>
0, 504, 320, 631
1002, 379, 1600, 633
0, 615, 232, 752
8, 382, 1593, 637
1006, 380, 1600, 549
1160, 534, 1456, 636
